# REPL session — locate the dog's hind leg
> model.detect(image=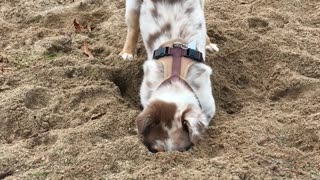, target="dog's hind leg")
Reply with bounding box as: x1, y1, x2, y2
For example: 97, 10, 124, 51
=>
120, 0, 142, 60
200, 0, 219, 52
